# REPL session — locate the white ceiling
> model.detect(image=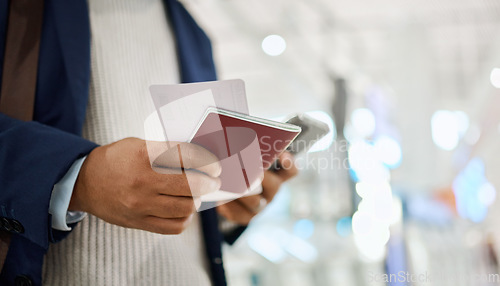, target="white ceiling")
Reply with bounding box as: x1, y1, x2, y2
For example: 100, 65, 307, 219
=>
182, 0, 500, 192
